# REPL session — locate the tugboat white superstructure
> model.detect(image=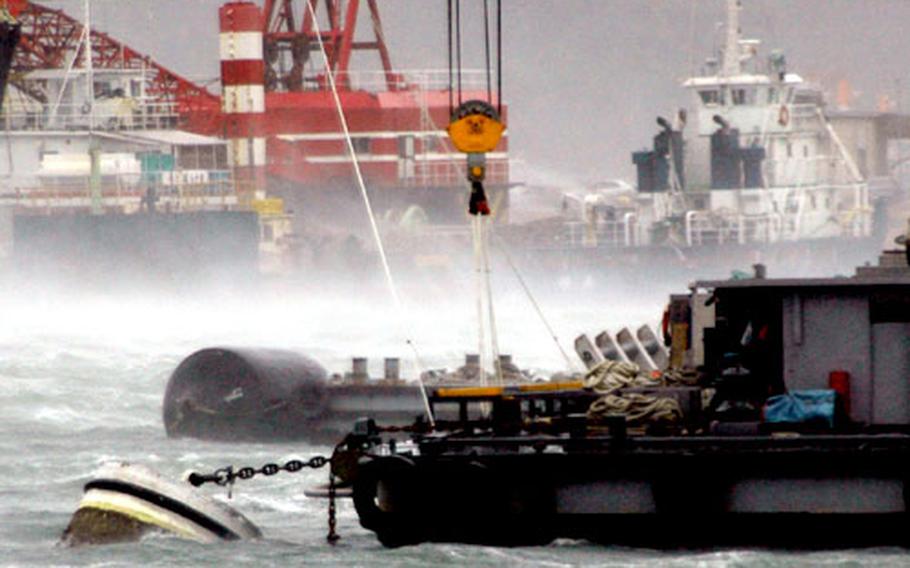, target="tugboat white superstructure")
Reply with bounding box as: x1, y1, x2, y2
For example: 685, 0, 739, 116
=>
540, 0, 874, 275
661, 0, 871, 247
